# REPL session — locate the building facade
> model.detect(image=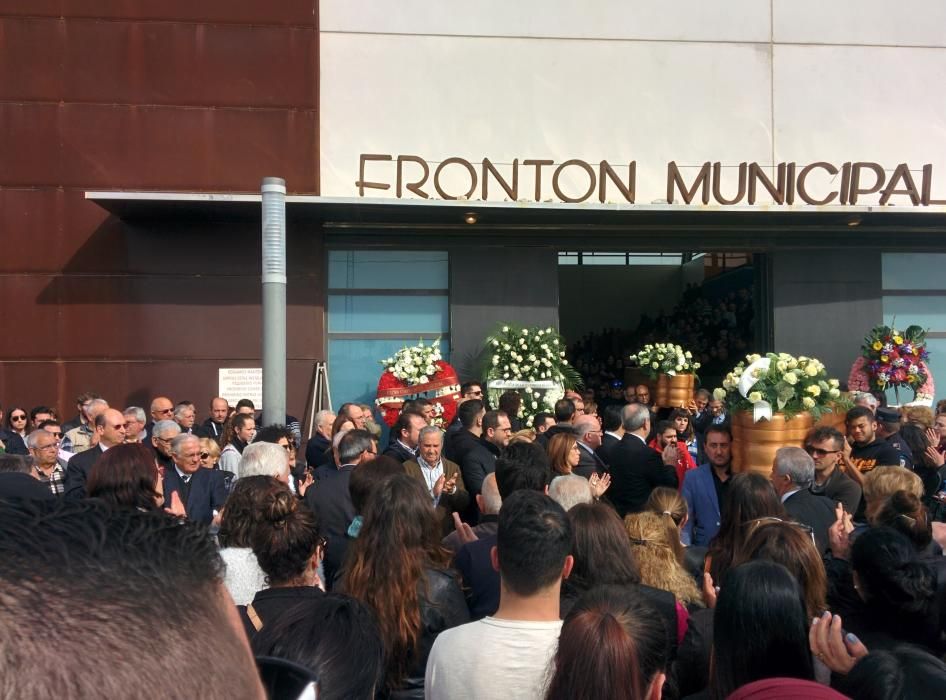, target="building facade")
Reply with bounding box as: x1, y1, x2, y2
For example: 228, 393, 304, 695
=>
3, 2, 946, 420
